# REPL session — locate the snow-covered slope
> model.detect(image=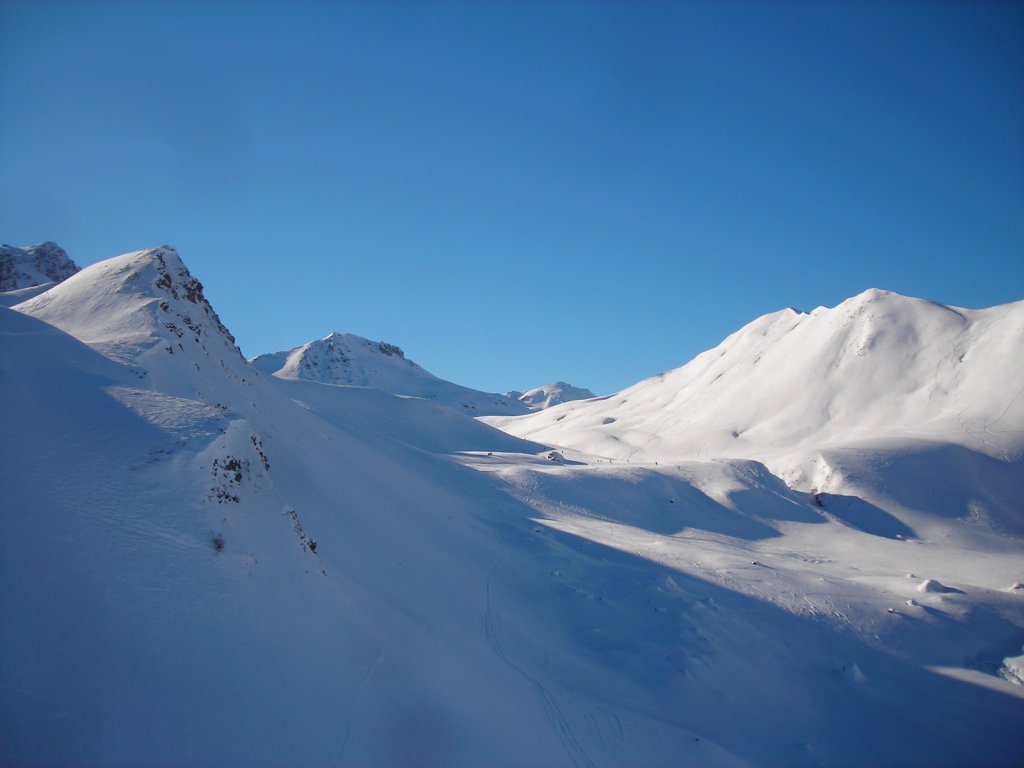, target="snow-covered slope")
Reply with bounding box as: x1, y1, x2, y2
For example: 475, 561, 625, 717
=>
4, 253, 1023, 768
0, 241, 79, 304
507, 381, 596, 410
489, 289, 1024, 463
251, 331, 531, 415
